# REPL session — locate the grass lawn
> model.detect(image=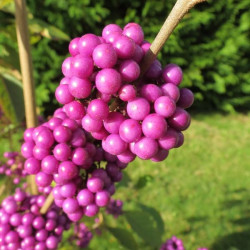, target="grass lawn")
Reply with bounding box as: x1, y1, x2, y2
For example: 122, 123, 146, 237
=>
1, 113, 250, 250
88, 113, 250, 250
